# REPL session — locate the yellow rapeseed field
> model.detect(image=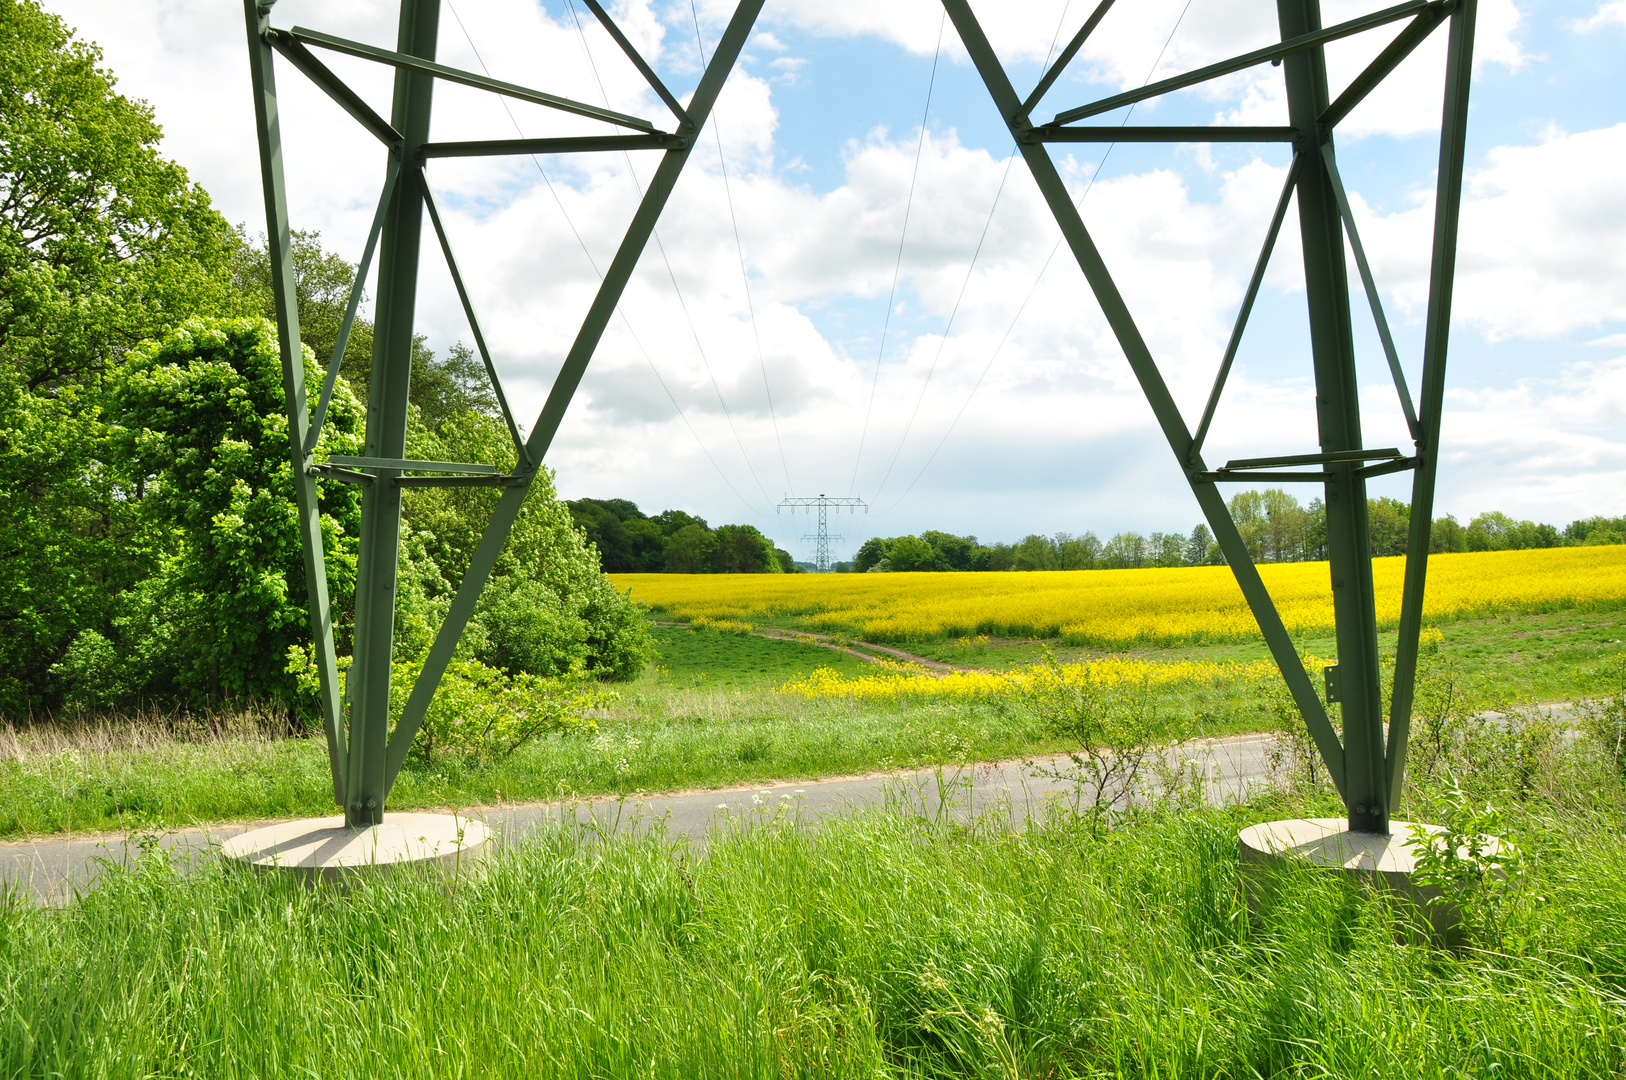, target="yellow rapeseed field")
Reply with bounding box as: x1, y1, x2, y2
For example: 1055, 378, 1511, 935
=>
612, 546, 1626, 648
779, 656, 1286, 703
